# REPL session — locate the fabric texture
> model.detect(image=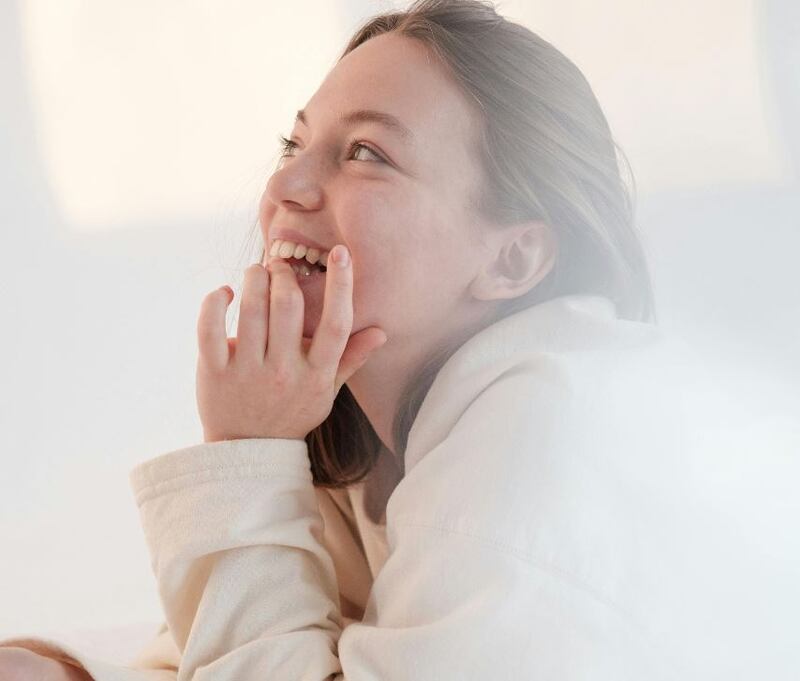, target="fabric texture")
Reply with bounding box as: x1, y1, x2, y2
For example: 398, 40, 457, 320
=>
2, 294, 794, 679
